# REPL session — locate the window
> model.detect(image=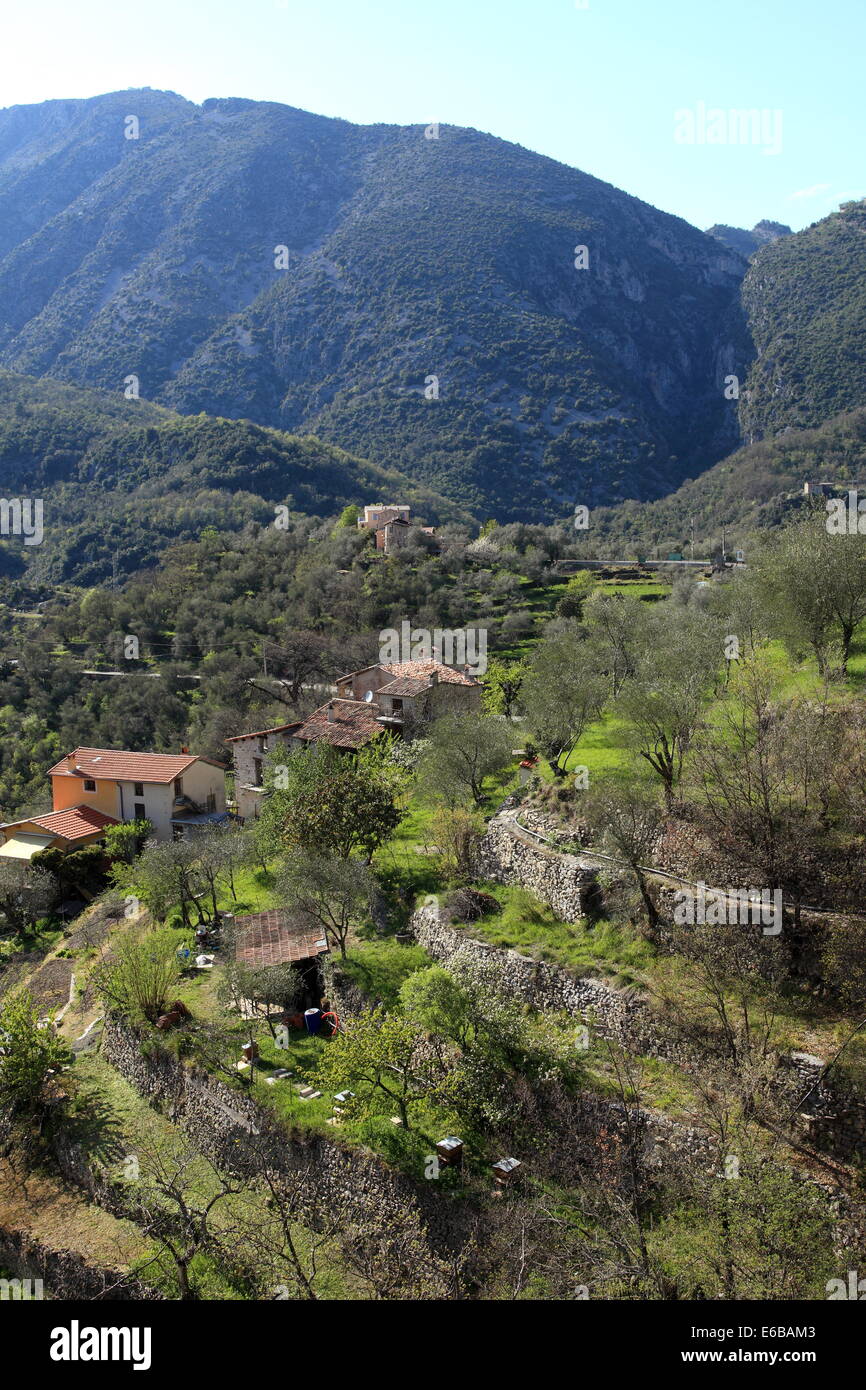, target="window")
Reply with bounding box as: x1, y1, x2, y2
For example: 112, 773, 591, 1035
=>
133, 782, 144, 797
134, 802, 146, 819
83, 779, 96, 792
253, 758, 263, 786
173, 778, 183, 799
206, 792, 216, 813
